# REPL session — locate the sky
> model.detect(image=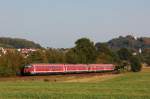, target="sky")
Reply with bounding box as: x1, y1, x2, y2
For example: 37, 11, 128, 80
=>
0, 0, 150, 48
